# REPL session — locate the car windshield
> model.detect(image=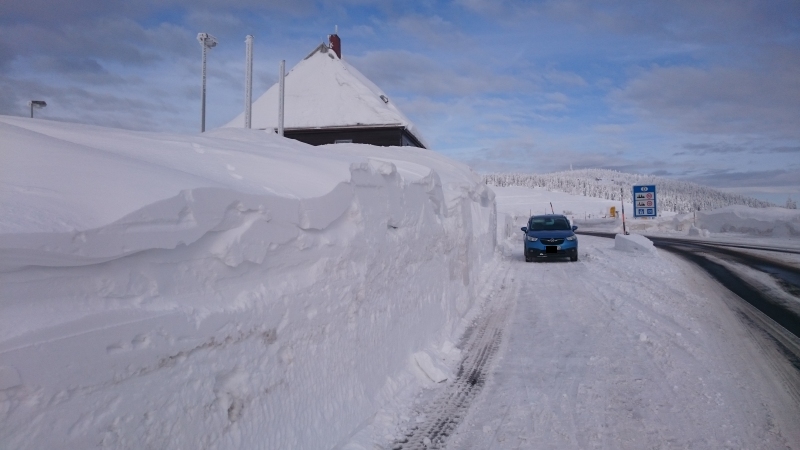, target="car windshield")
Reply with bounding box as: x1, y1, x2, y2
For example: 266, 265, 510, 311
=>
529, 217, 571, 231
